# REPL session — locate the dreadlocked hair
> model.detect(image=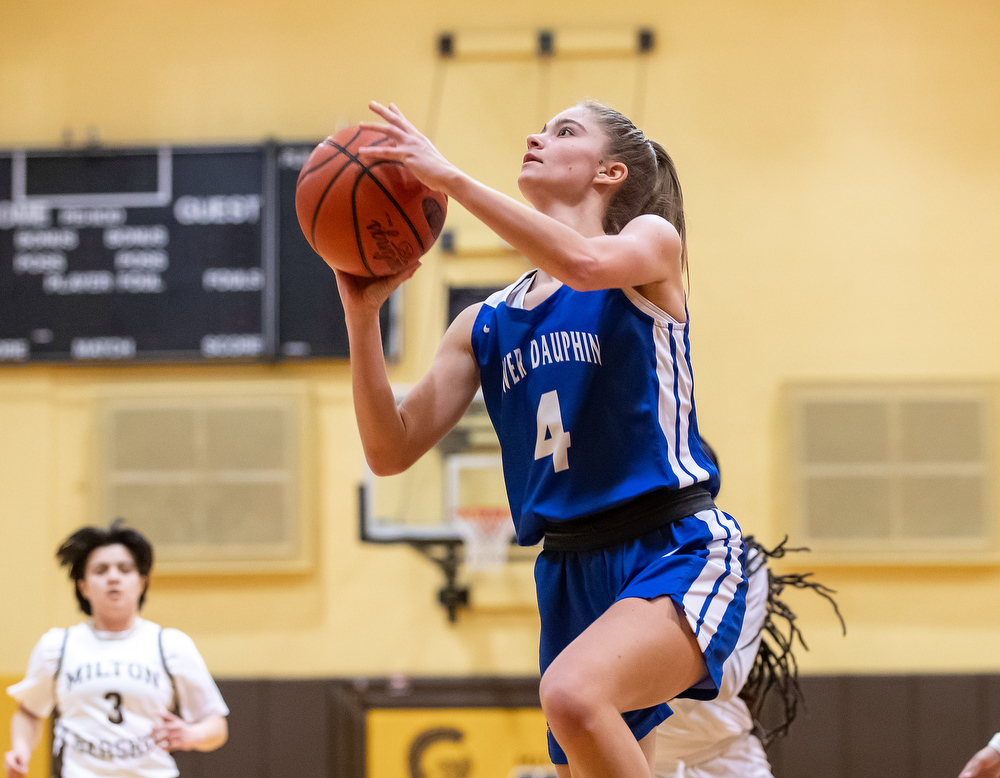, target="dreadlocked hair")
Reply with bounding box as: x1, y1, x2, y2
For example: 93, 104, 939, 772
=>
581, 101, 688, 272
739, 535, 847, 748
56, 518, 154, 615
